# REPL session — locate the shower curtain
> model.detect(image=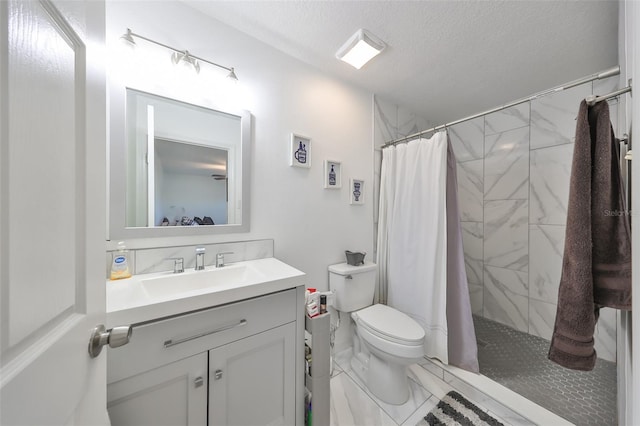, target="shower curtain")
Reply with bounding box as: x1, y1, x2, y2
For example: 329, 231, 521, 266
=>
377, 132, 449, 363
377, 131, 479, 372
445, 138, 480, 373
